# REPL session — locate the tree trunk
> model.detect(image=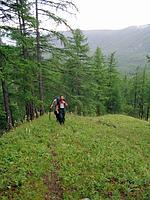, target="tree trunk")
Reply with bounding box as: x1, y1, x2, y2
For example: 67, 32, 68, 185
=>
35, 0, 45, 115
25, 102, 35, 121
17, 0, 37, 120
146, 106, 149, 121
96, 105, 100, 116
0, 39, 13, 130
1, 80, 13, 129
139, 67, 146, 119
133, 74, 138, 111
38, 71, 45, 115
